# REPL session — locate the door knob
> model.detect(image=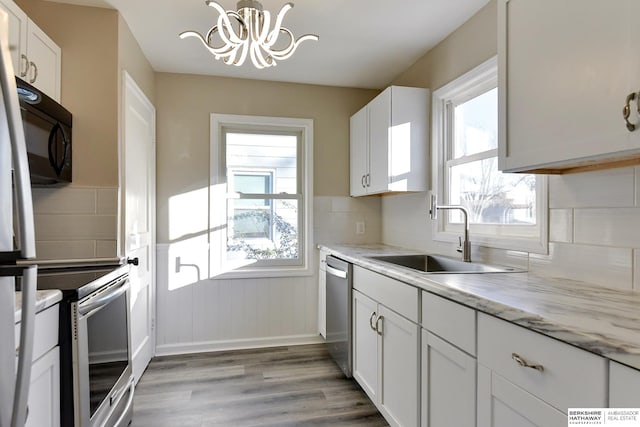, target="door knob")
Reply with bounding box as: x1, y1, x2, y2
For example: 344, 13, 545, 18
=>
127, 257, 139, 266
